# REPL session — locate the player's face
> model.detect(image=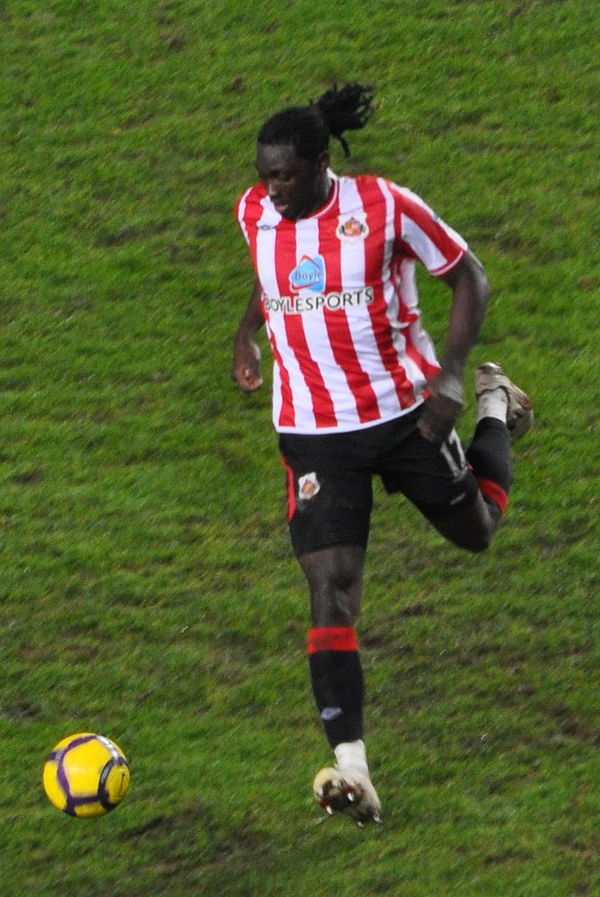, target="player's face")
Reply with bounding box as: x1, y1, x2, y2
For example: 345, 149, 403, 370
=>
255, 144, 330, 221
